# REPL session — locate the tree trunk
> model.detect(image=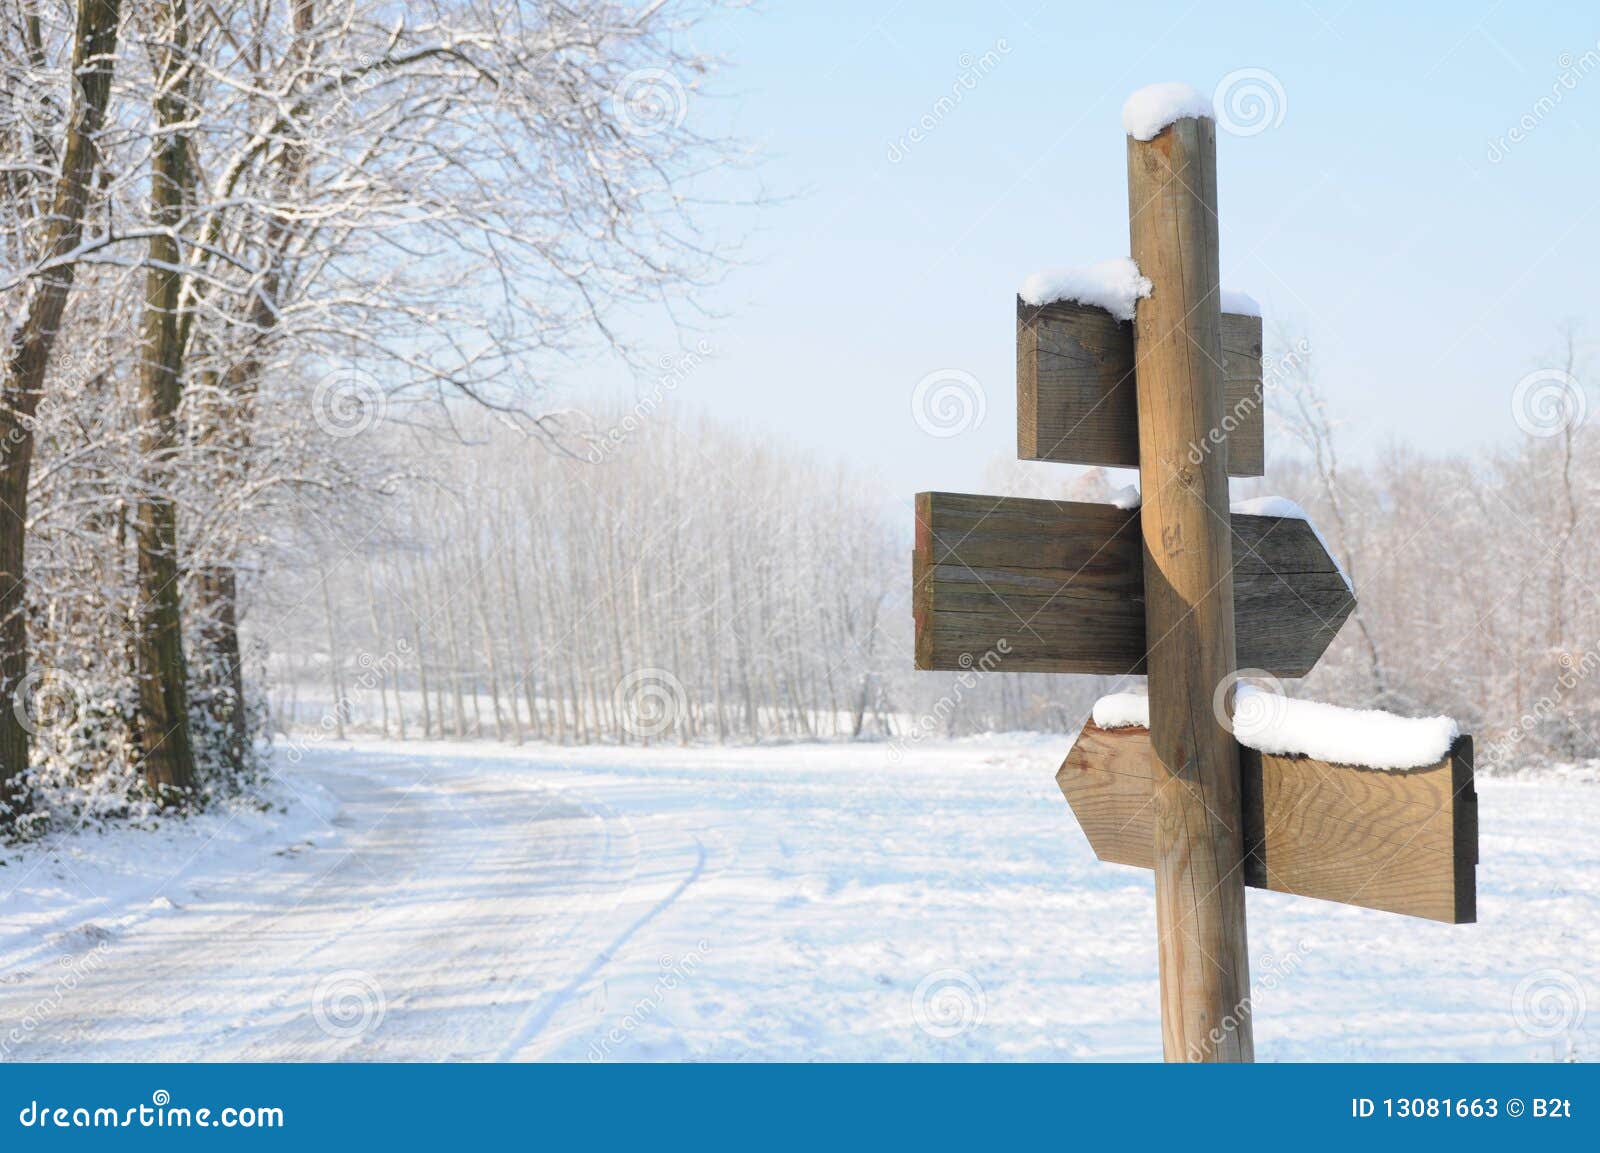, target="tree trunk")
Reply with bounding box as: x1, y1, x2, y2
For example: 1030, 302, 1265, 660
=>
491, 522, 532, 742
320, 566, 345, 740
194, 567, 249, 771
503, 533, 541, 740
362, 566, 390, 738
379, 568, 407, 741
407, 557, 433, 739
131, 0, 199, 796
0, 0, 124, 820
443, 588, 467, 738
471, 549, 509, 743
179, 4, 319, 768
